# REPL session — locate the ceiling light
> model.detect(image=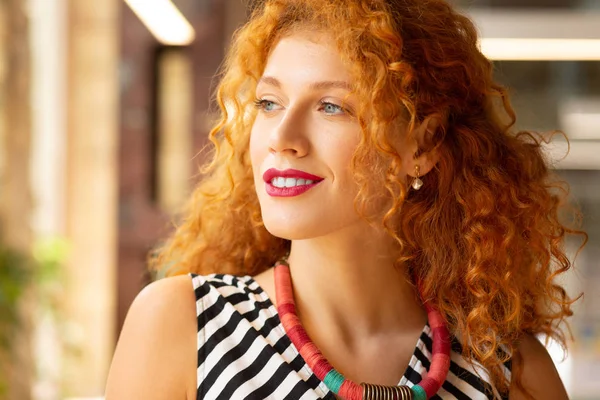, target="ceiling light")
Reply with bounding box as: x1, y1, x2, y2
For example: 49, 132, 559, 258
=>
480, 38, 600, 61
124, 0, 195, 46
559, 98, 600, 140
544, 141, 600, 170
